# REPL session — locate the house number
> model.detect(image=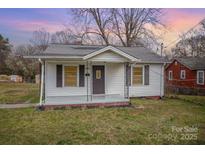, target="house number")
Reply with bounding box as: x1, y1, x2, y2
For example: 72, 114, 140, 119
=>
96, 70, 101, 79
